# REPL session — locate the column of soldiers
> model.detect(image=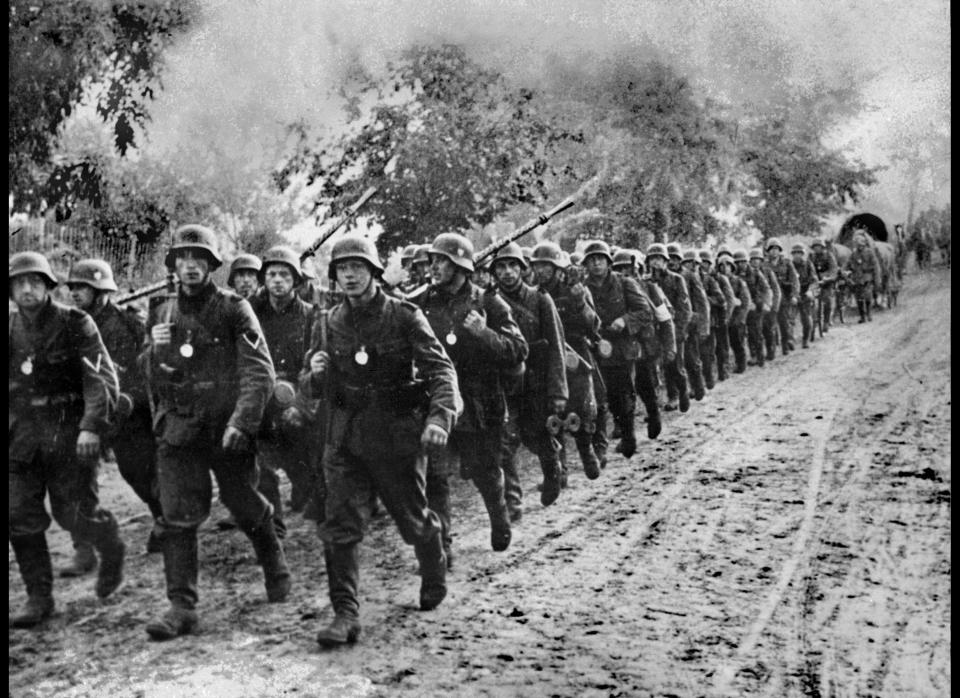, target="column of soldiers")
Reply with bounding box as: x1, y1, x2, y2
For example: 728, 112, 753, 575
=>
10, 226, 878, 646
